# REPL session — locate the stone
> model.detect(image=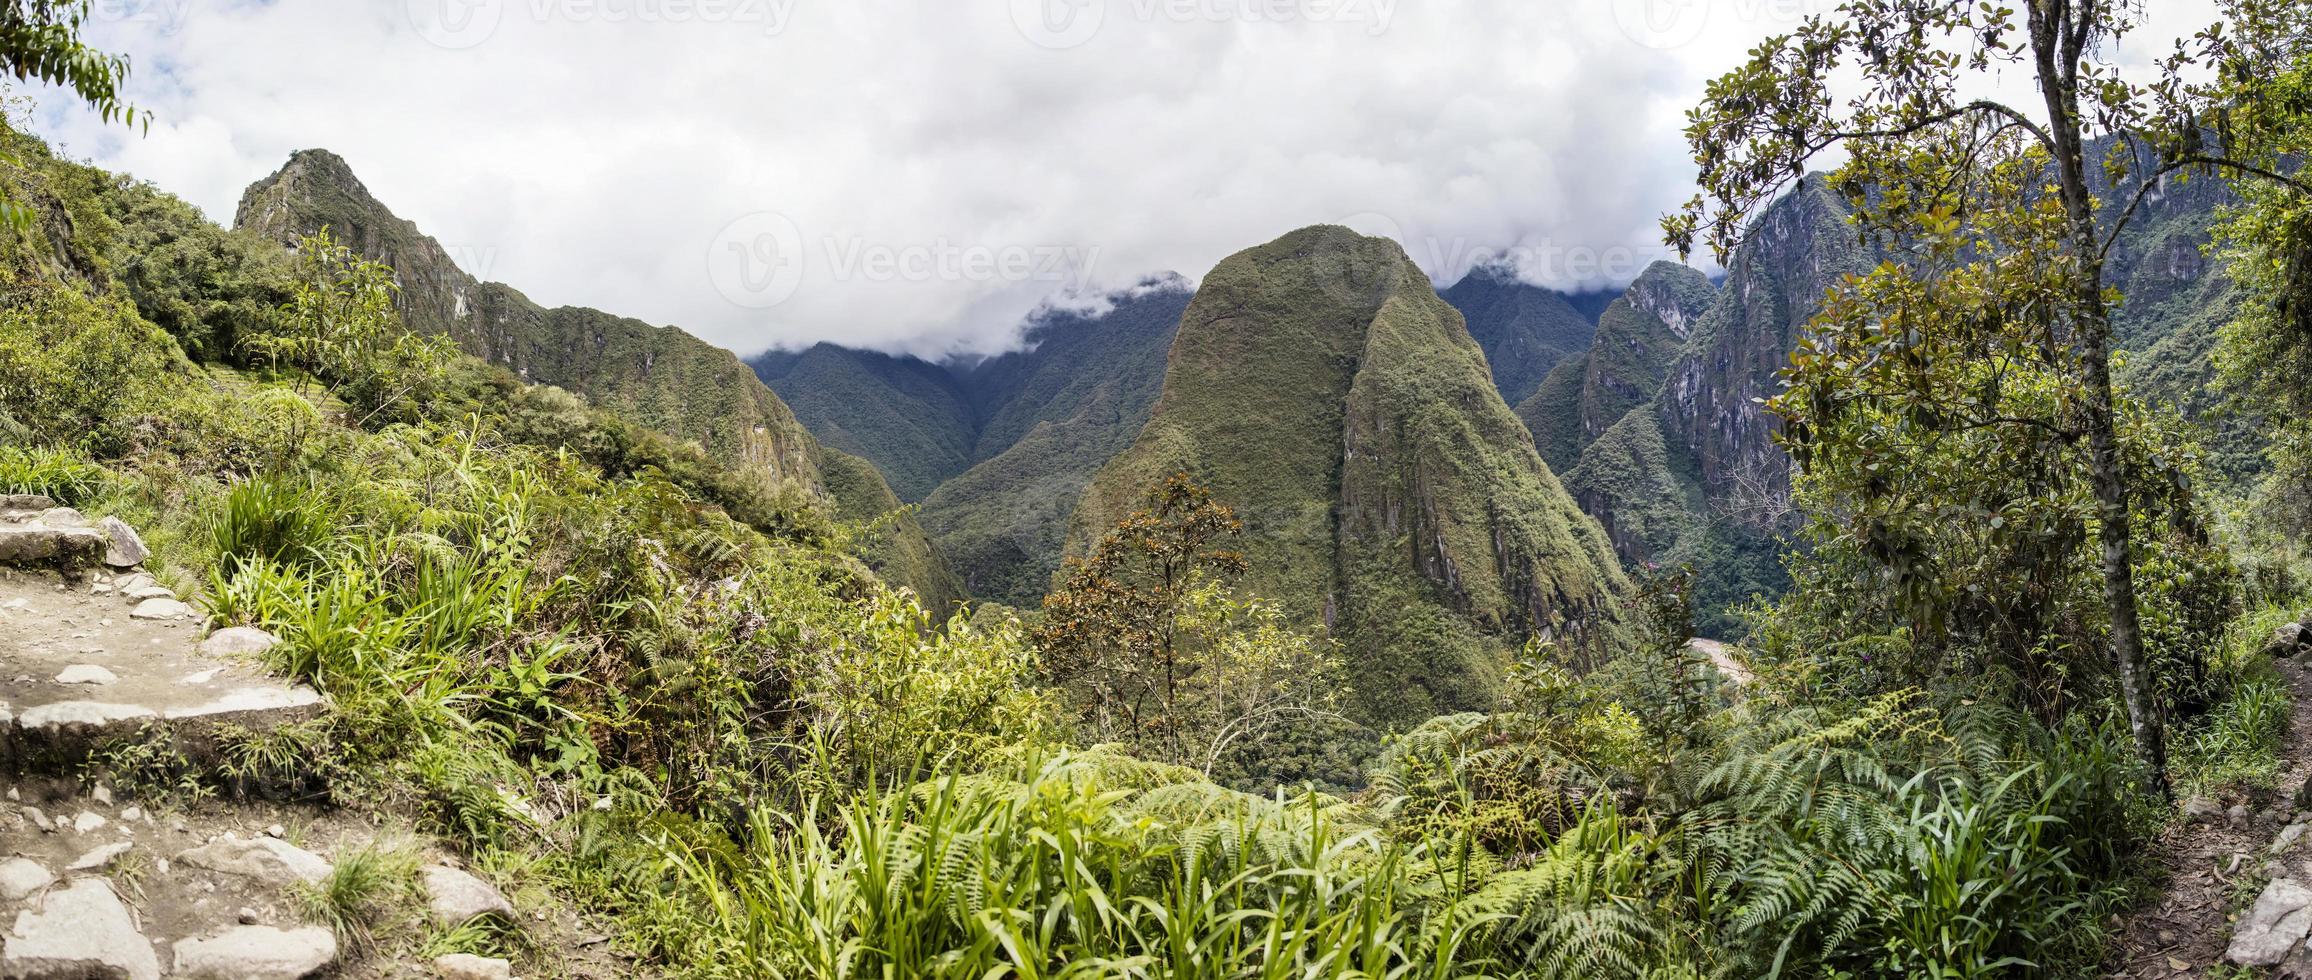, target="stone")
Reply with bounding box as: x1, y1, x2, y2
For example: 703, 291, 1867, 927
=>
91, 786, 111, 806
0, 879, 160, 980
236, 907, 260, 925
0, 524, 107, 566
54, 664, 117, 685
175, 834, 333, 887
71, 811, 107, 833
423, 865, 514, 927
0, 858, 53, 901
2232, 804, 2254, 829
2278, 823, 2309, 856
198, 626, 281, 659
129, 597, 195, 620
96, 516, 147, 568
120, 806, 142, 823
2184, 798, 2224, 825
114, 572, 154, 593
18, 701, 158, 728
2231, 877, 2312, 966
0, 493, 57, 512
65, 842, 131, 872
2275, 622, 2312, 657
37, 507, 86, 527
122, 583, 173, 601
264, 824, 285, 839
432, 953, 513, 980
170, 925, 337, 980
22, 806, 52, 833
